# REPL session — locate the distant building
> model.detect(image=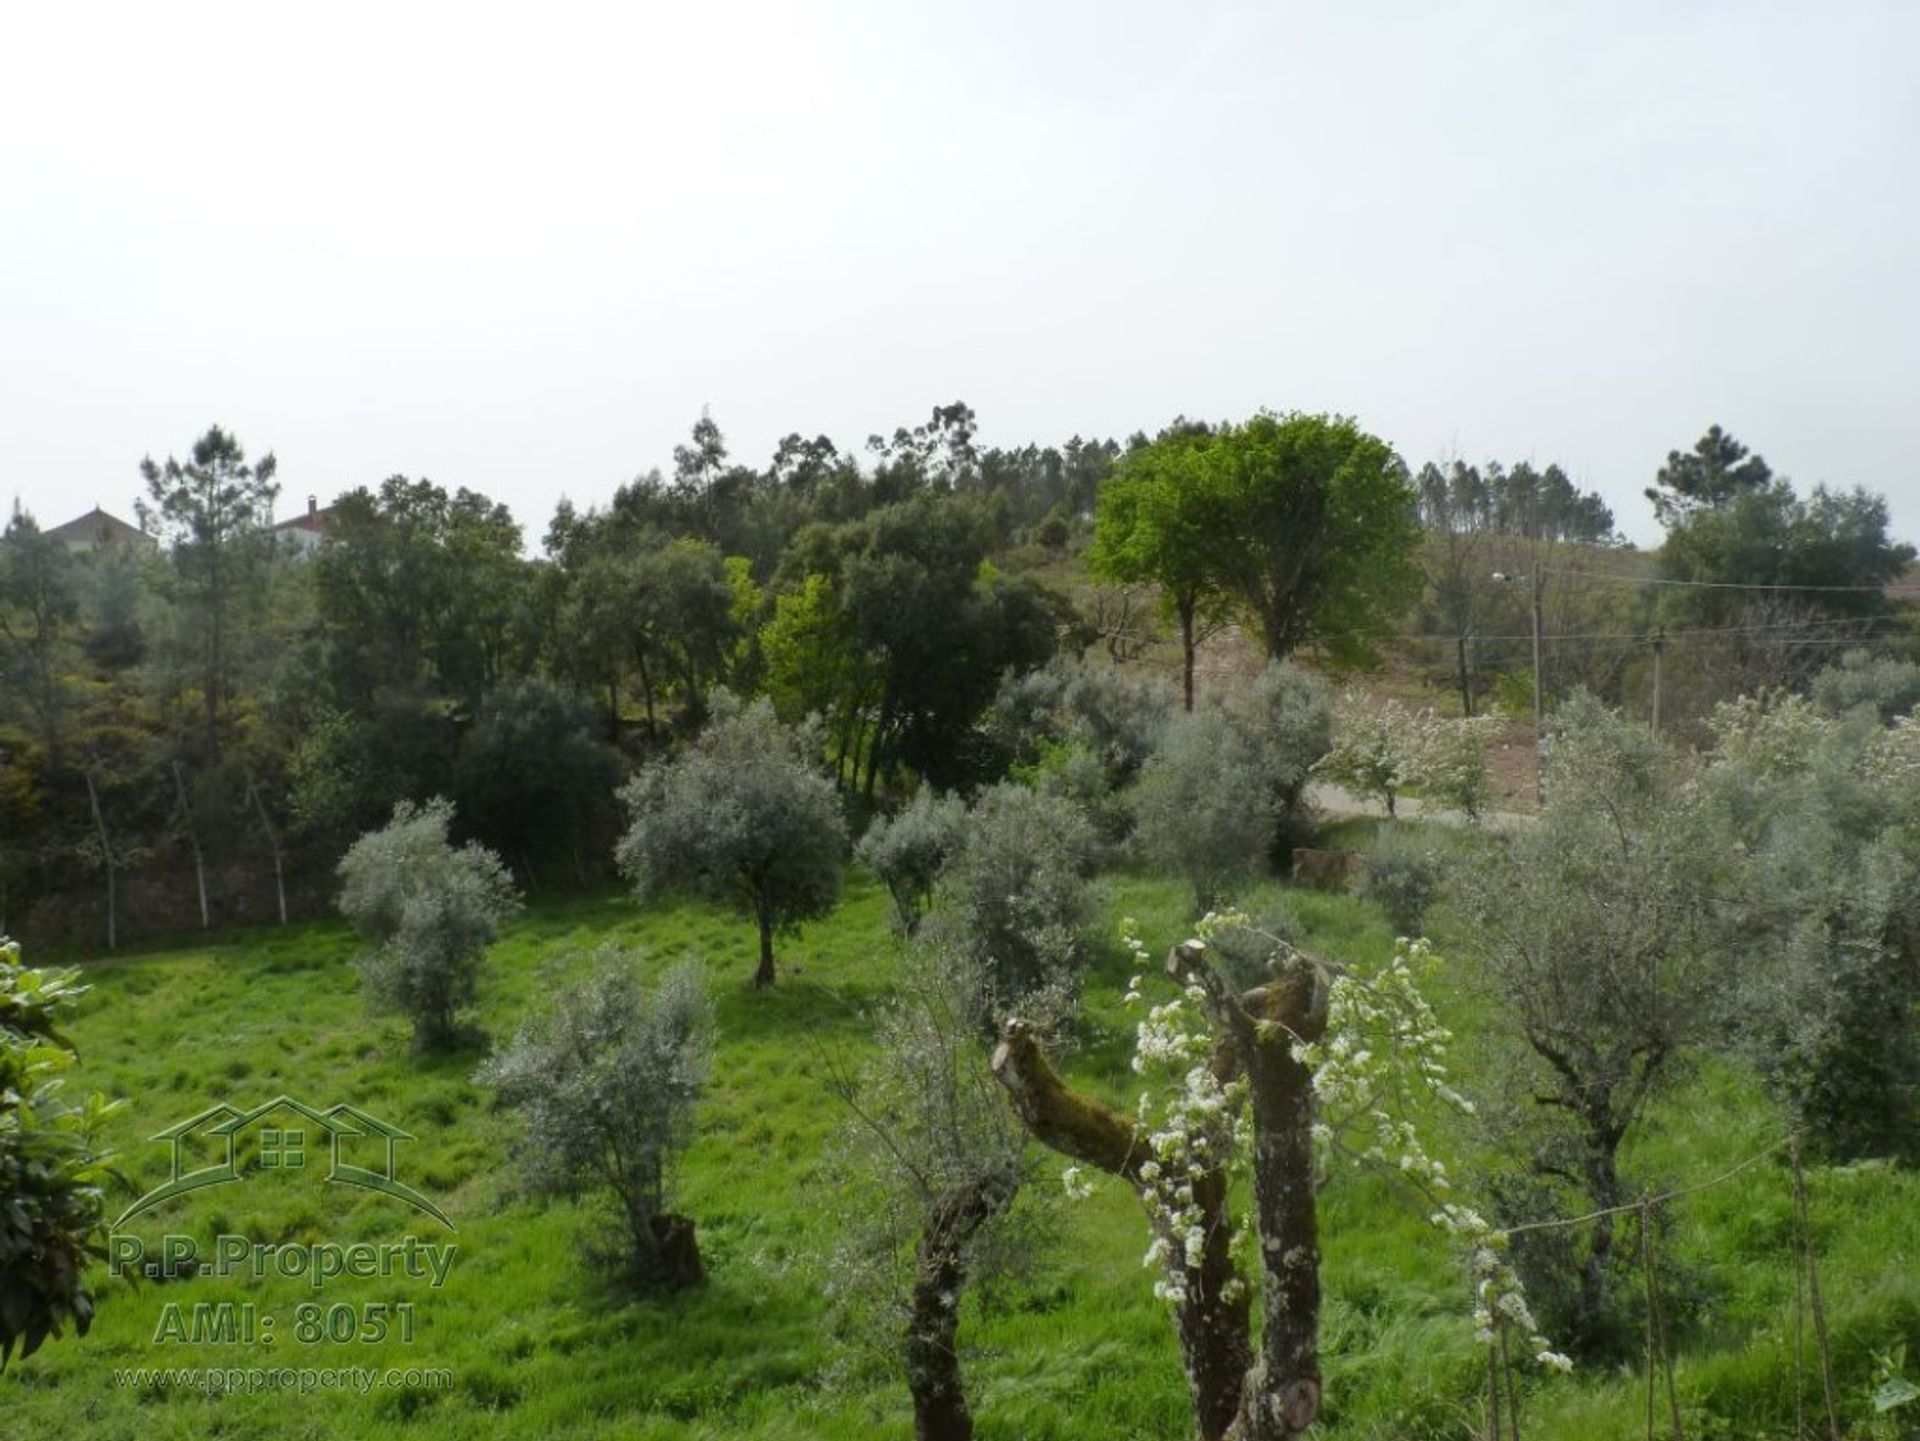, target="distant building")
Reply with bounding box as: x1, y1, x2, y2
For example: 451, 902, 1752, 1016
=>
270, 495, 335, 555
42, 506, 156, 552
